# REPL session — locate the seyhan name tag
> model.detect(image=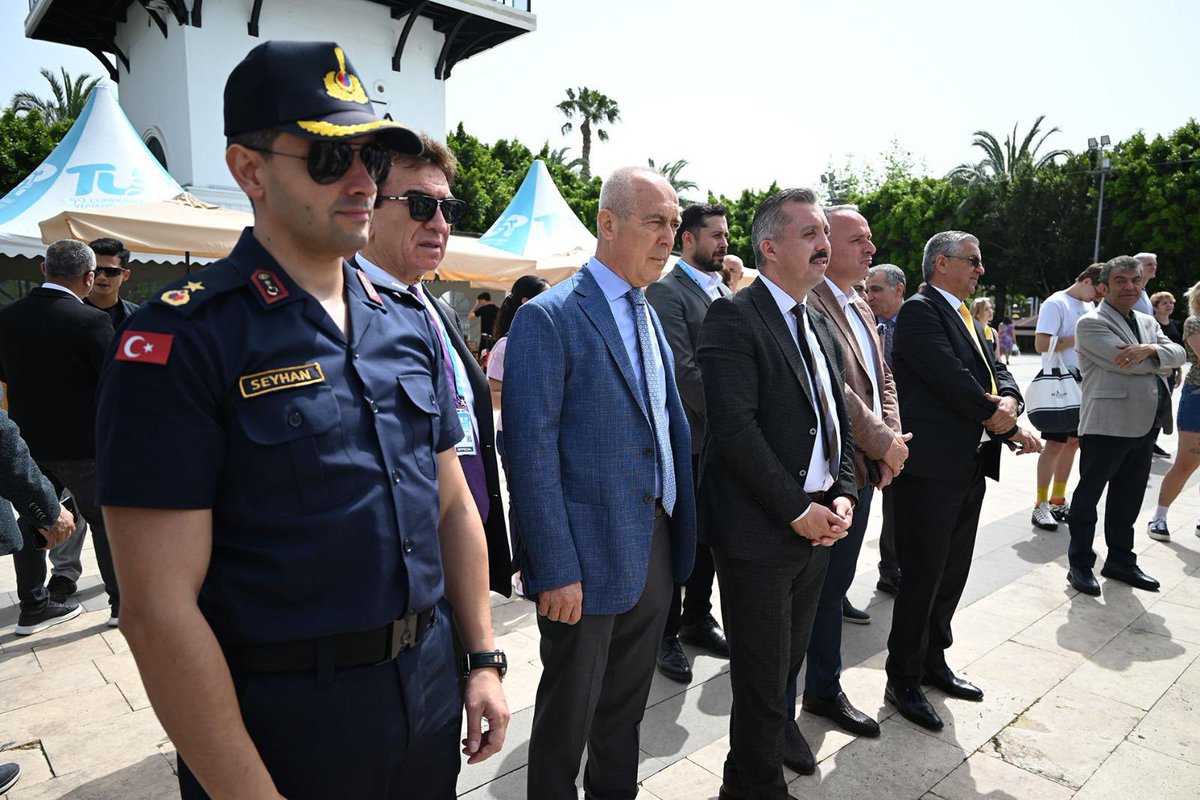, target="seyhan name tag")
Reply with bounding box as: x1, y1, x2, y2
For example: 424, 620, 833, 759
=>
240, 362, 326, 398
